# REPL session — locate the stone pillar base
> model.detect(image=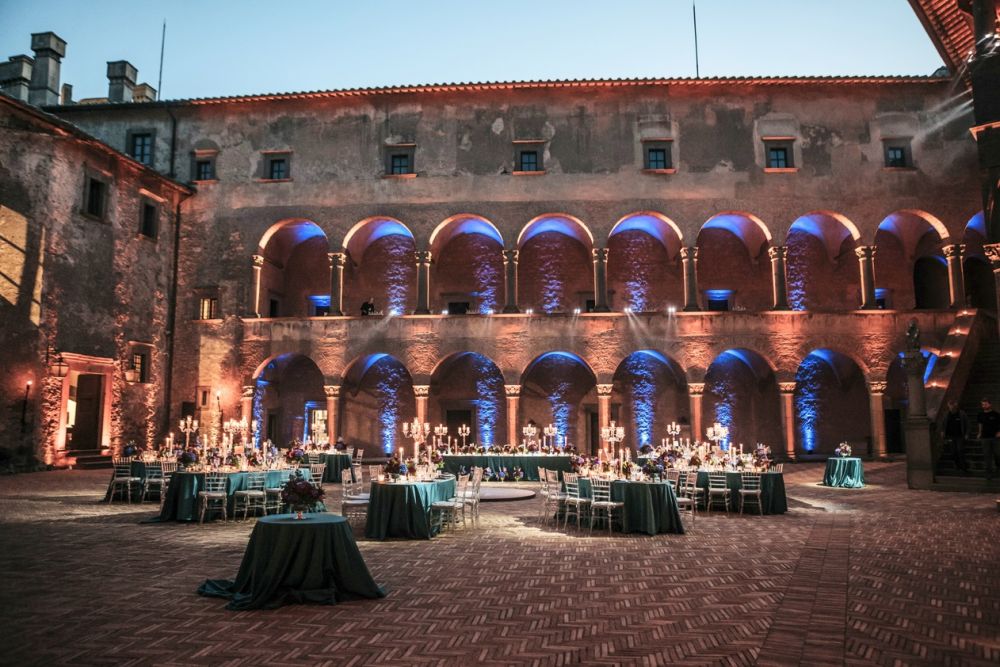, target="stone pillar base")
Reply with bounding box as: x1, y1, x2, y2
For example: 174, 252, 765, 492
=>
904, 416, 934, 489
